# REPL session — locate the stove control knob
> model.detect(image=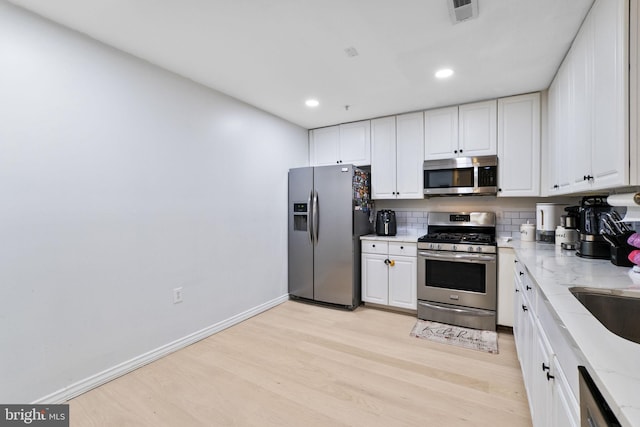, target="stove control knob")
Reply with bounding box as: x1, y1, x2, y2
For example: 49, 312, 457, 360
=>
451, 245, 457, 251
468, 246, 474, 252
476, 247, 483, 253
